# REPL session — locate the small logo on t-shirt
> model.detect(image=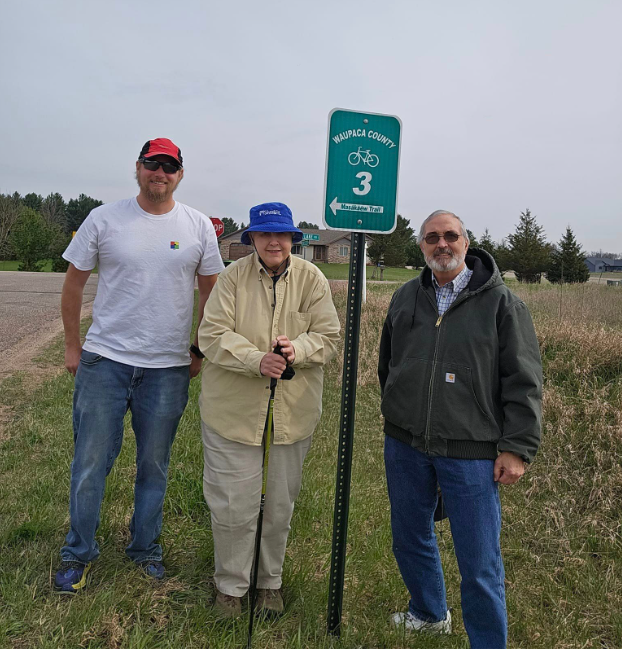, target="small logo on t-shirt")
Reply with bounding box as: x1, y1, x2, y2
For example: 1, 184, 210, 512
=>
445, 373, 456, 383
170, 241, 179, 249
